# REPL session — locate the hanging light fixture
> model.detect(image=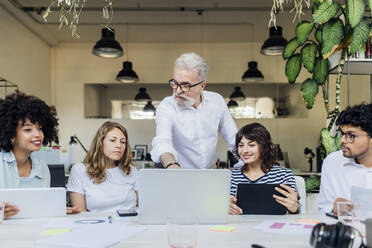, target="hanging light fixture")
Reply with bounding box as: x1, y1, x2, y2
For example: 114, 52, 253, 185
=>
230, 86, 245, 101
135, 88, 151, 102
116, 23, 139, 83
92, 28, 123, 58
227, 99, 239, 109
143, 101, 156, 112
242, 61, 264, 82
243, 24, 264, 82
261, 26, 287, 56
116, 61, 139, 83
